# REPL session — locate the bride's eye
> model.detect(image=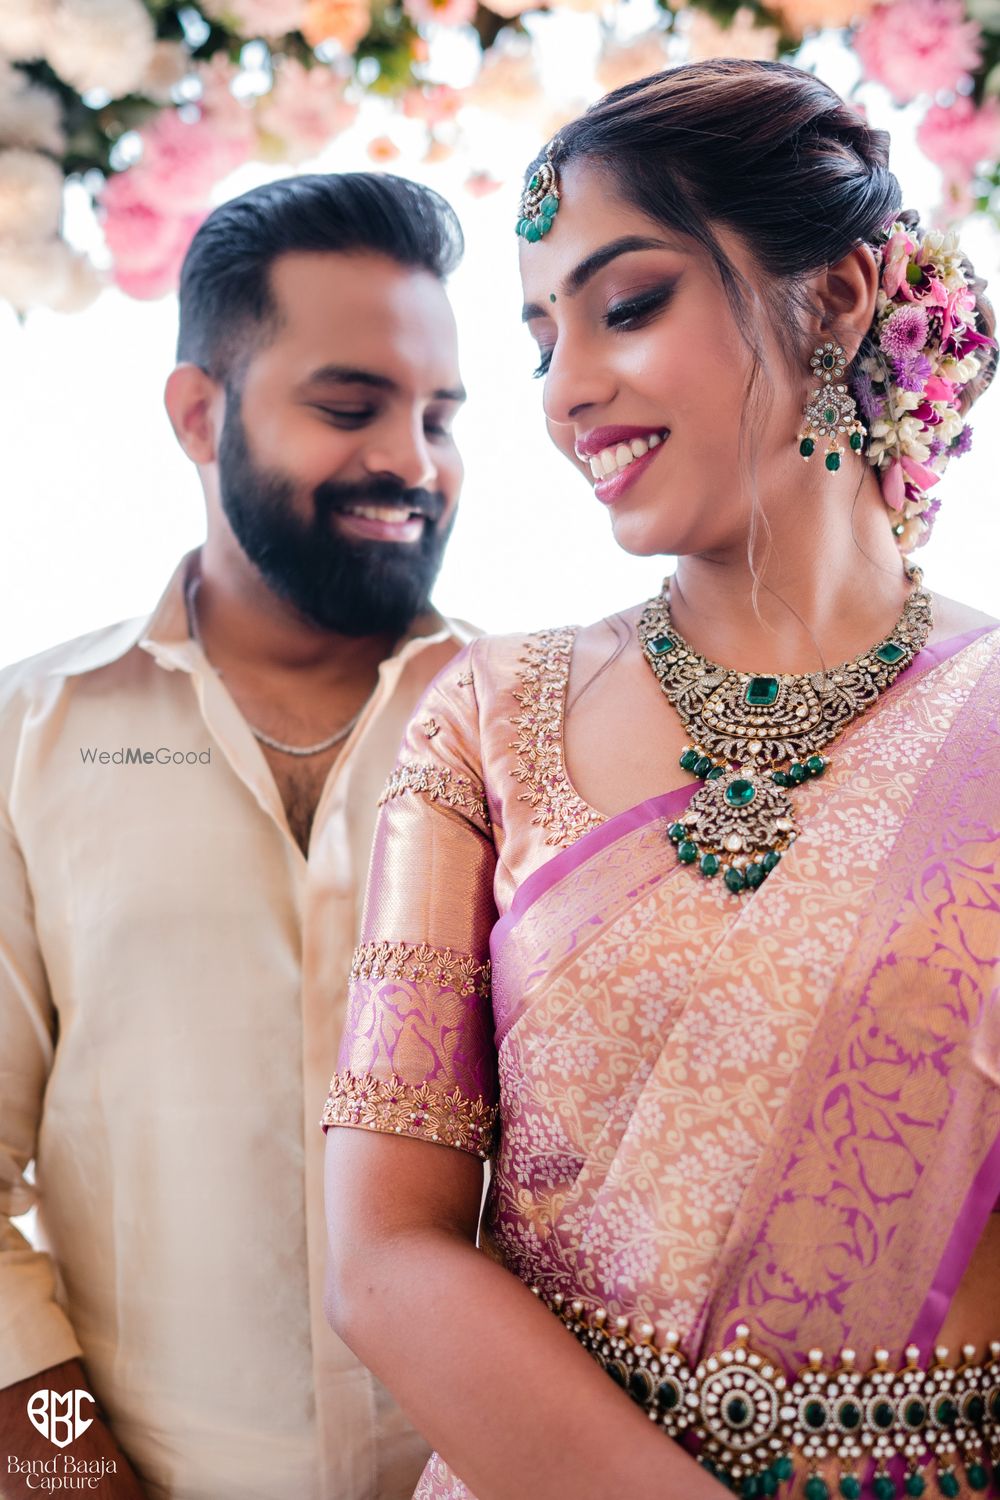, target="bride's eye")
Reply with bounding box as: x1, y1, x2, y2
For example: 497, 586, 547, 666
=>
532, 349, 553, 379
605, 284, 676, 330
